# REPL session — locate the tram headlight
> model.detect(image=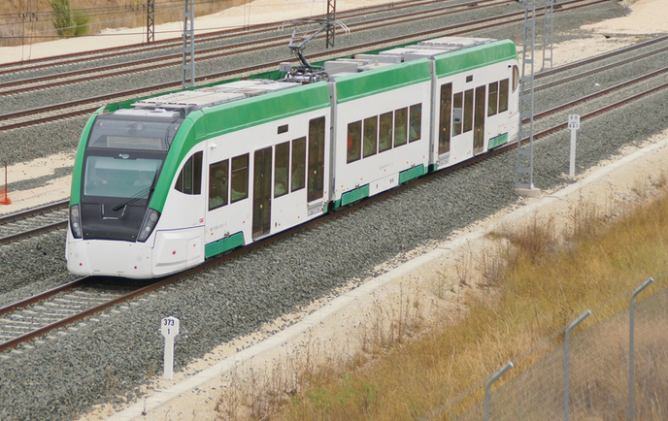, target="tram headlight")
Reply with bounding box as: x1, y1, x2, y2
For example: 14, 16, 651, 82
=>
69, 204, 83, 239
137, 208, 160, 242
